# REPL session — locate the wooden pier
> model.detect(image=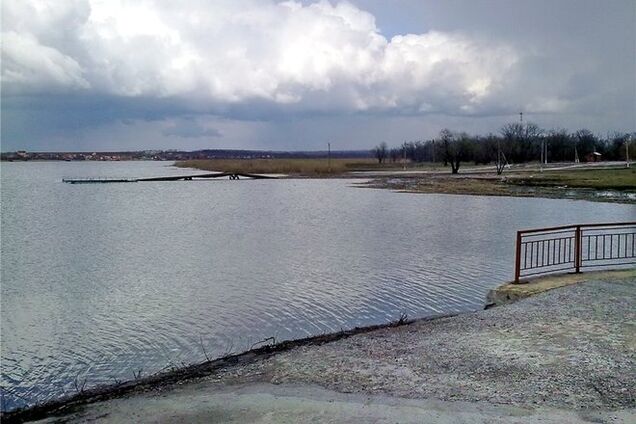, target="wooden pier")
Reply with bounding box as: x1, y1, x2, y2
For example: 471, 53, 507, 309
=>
63, 172, 278, 184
